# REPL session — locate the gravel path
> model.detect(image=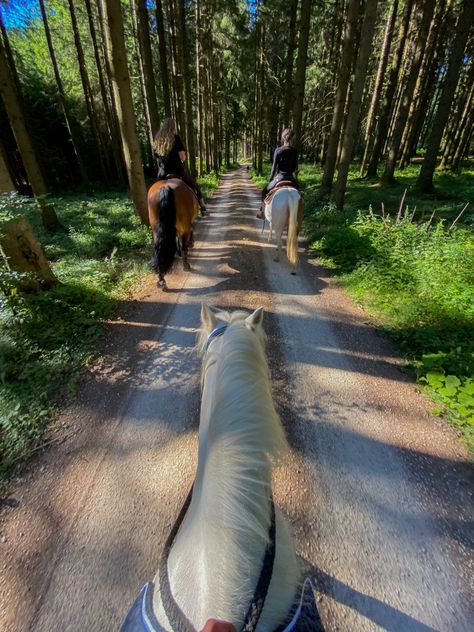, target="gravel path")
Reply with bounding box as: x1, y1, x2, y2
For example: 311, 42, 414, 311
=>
0, 167, 472, 632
